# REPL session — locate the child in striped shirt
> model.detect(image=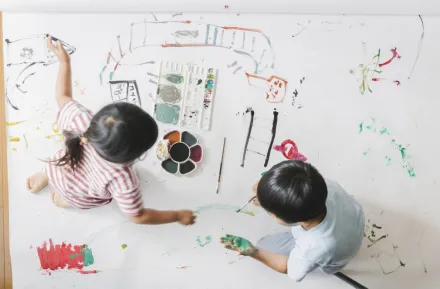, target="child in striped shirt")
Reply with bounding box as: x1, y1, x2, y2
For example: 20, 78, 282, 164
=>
26, 36, 196, 226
